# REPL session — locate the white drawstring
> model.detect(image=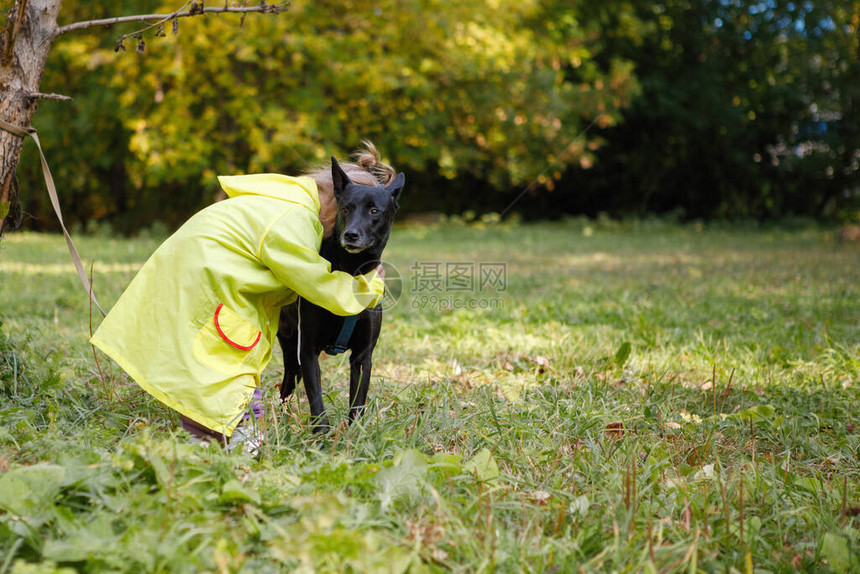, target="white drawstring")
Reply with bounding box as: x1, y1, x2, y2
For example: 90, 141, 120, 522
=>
296, 298, 302, 367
